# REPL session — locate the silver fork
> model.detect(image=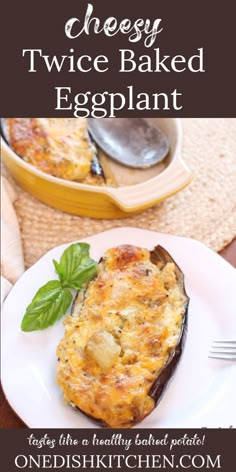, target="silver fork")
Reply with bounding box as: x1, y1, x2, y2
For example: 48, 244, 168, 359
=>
209, 340, 236, 361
